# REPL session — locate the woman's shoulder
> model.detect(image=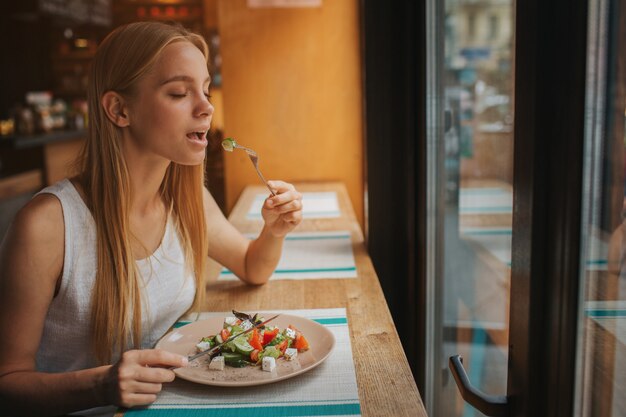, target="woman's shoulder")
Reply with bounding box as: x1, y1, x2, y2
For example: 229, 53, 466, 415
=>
10, 191, 64, 246
0, 188, 65, 311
